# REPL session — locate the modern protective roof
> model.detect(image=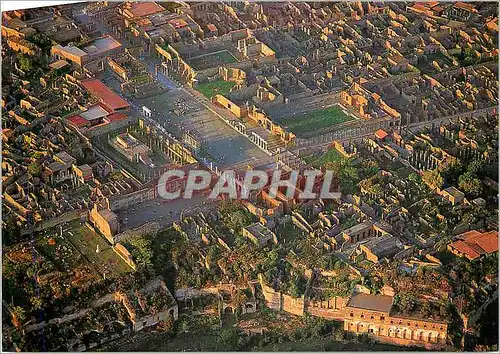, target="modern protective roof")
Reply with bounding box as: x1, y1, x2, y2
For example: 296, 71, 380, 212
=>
80, 104, 110, 121
346, 293, 394, 313
66, 114, 90, 128
83, 35, 122, 56
81, 79, 130, 112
